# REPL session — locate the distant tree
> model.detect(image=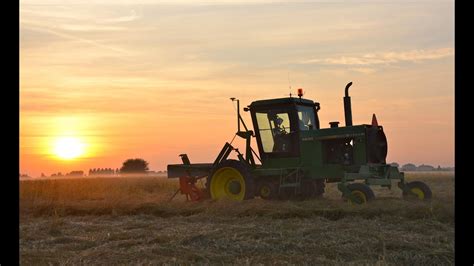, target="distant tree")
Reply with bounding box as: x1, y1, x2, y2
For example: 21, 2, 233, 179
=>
417, 164, 435, 171
401, 163, 417, 171
120, 158, 149, 173
41, 173, 46, 177
67, 170, 84, 177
